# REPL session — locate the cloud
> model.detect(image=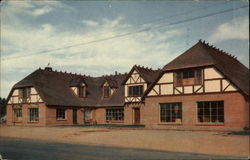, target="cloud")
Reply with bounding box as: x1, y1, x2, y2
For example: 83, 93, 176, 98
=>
209, 16, 249, 42
33, 6, 53, 16
81, 20, 99, 26
1, 14, 183, 97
